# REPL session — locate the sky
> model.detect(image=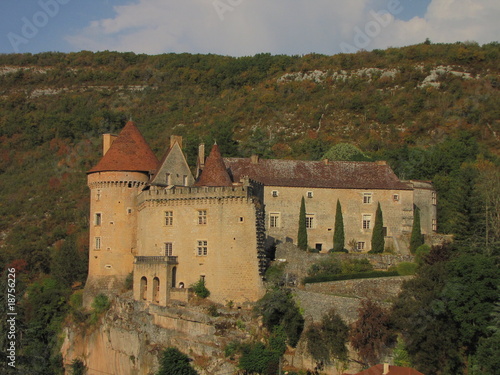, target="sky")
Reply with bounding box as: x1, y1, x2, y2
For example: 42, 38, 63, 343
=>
1, 0, 499, 57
